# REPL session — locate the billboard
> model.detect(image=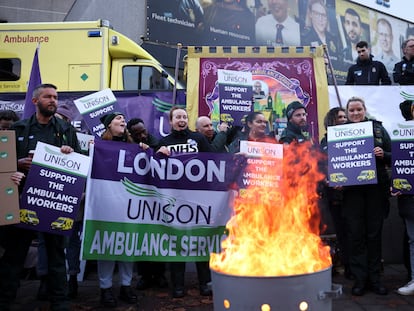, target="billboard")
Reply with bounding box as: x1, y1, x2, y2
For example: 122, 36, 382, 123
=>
147, 0, 413, 85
